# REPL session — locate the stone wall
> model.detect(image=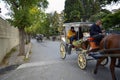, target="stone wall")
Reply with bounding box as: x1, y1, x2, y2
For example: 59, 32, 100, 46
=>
0, 17, 19, 63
